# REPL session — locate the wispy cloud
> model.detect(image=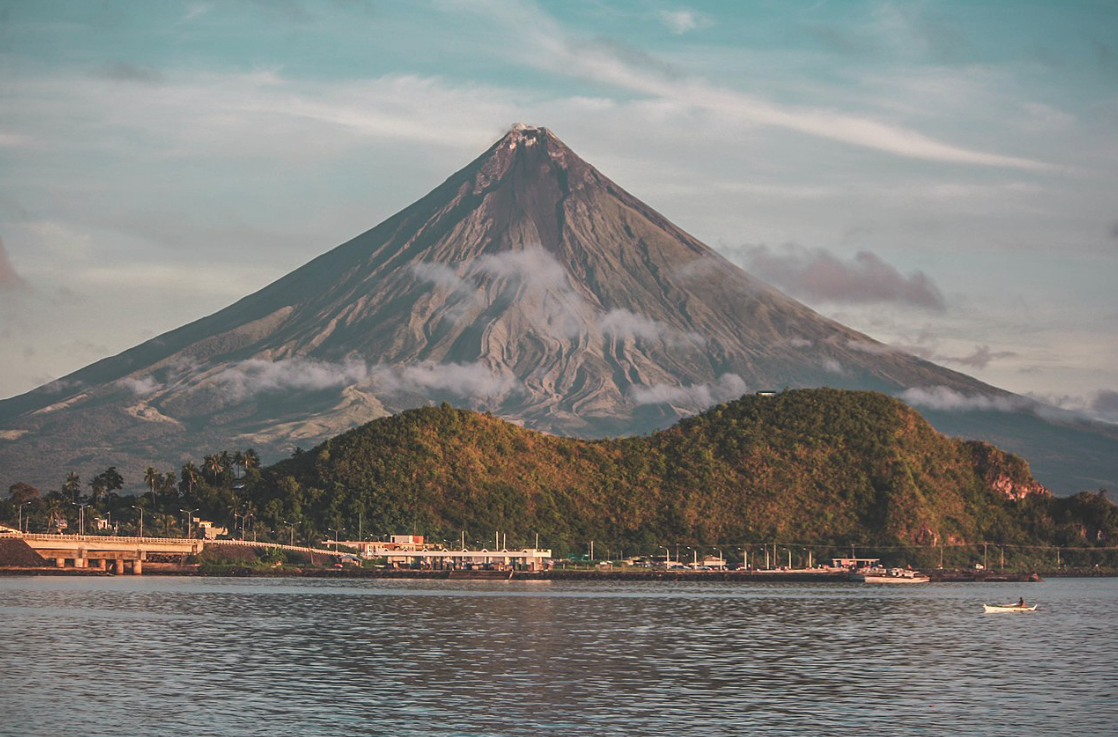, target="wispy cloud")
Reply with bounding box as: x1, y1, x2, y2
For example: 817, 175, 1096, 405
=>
413, 248, 703, 346
1093, 390, 1118, 417
472, 246, 590, 337
900, 386, 1025, 413
472, 247, 574, 292
210, 357, 521, 403
376, 362, 522, 398
410, 261, 486, 317
881, 335, 1018, 371
0, 236, 27, 291
936, 344, 1017, 370
743, 244, 946, 311
119, 375, 162, 396
629, 373, 746, 408
97, 62, 163, 85
214, 357, 370, 402
600, 308, 703, 347
182, 3, 213, 22
34, 378, 83, 396
656, 9, 706, 35
459, 0, 1049, 169
1024, 389, 1118, 425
